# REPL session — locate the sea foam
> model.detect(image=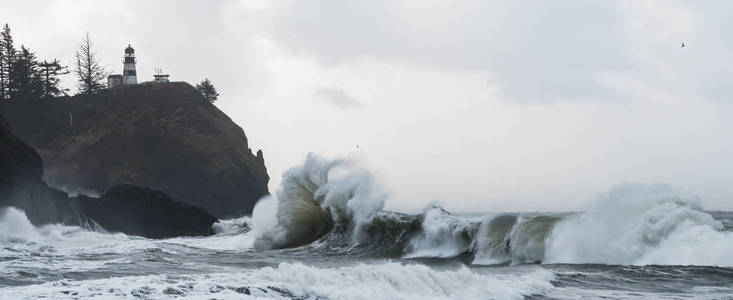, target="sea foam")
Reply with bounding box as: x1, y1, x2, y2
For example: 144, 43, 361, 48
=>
0, 262, 555, 300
